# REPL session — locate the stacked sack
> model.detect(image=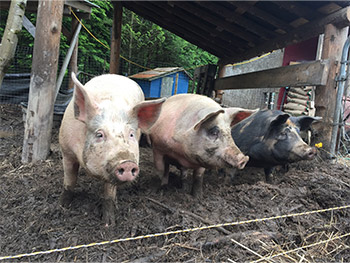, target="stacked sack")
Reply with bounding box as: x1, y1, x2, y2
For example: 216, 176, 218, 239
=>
283, 86, 315, 116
